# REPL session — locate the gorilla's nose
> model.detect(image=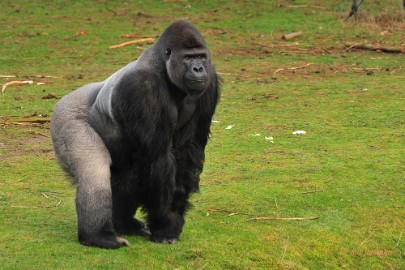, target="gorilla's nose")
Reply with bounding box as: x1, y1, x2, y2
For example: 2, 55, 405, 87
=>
191, 65, 206, 80
193, 66, 204, 73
